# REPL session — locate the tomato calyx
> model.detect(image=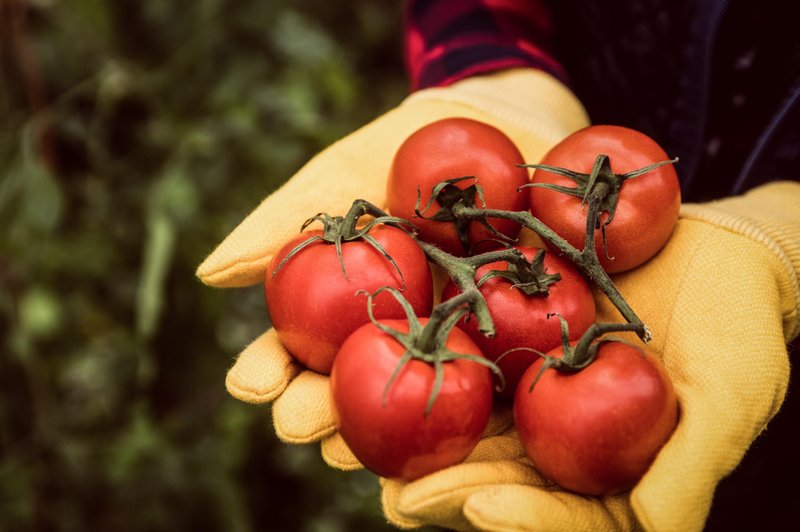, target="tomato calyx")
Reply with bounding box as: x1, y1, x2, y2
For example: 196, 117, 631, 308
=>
514, 316, 648, 393
477, 248, 562, 297
271, 199, 417, 283
363, 286, 504, 416
519, 154, 678, 259
415, 176, 512, 253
